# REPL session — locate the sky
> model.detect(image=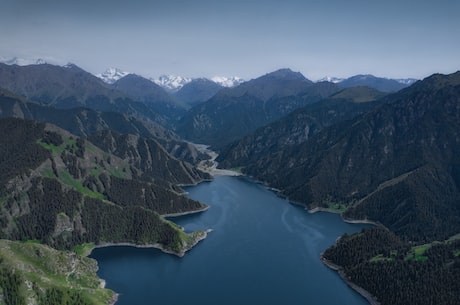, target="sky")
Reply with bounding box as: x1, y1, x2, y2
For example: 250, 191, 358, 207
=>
1, 0, 459, 80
